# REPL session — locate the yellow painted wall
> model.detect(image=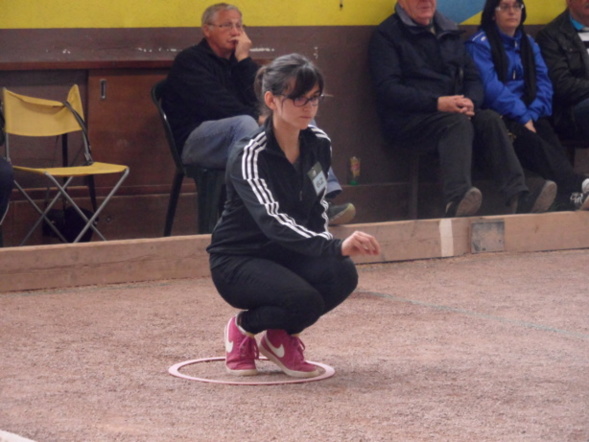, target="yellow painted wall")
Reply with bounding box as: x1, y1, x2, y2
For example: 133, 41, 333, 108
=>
0, 0, 567, 29
462, 0, 566, 25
